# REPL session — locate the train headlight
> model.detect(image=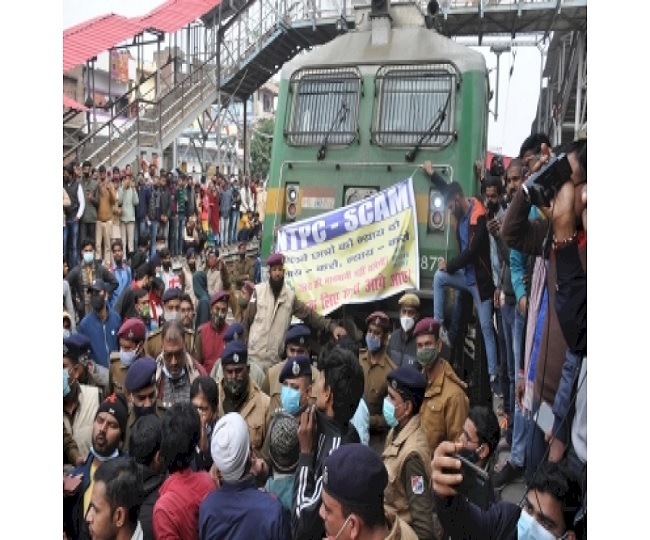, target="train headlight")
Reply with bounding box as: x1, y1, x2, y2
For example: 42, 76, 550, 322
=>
285, 184, 300, 221
429, 189, 445, 231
